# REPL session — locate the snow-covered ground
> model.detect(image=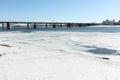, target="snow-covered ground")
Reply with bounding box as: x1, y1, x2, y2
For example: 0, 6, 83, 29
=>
0, 26, 120, 80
